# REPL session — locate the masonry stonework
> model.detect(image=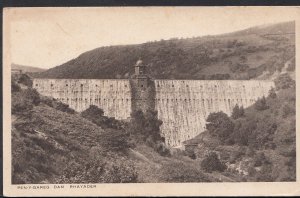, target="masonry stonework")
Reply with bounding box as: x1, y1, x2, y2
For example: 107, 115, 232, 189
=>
33, 62, 275, 147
